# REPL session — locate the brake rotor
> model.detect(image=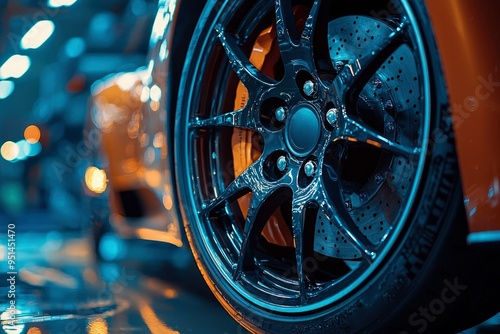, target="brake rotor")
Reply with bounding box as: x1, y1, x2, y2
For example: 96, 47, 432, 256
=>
314, 15, 422, 259
231, 14, 421, 259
